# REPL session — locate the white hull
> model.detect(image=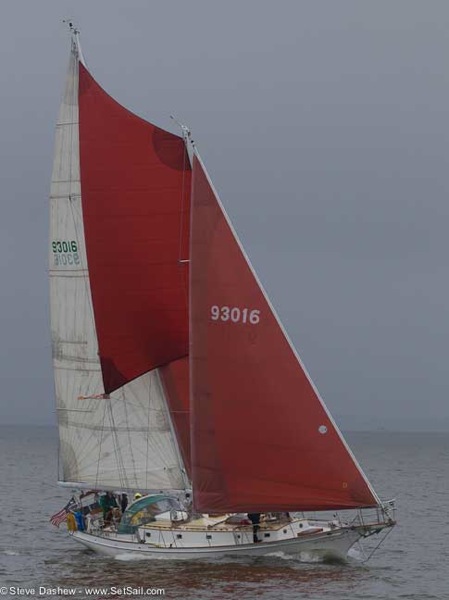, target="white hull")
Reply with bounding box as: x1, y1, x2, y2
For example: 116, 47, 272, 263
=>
71, 527, 362, 561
